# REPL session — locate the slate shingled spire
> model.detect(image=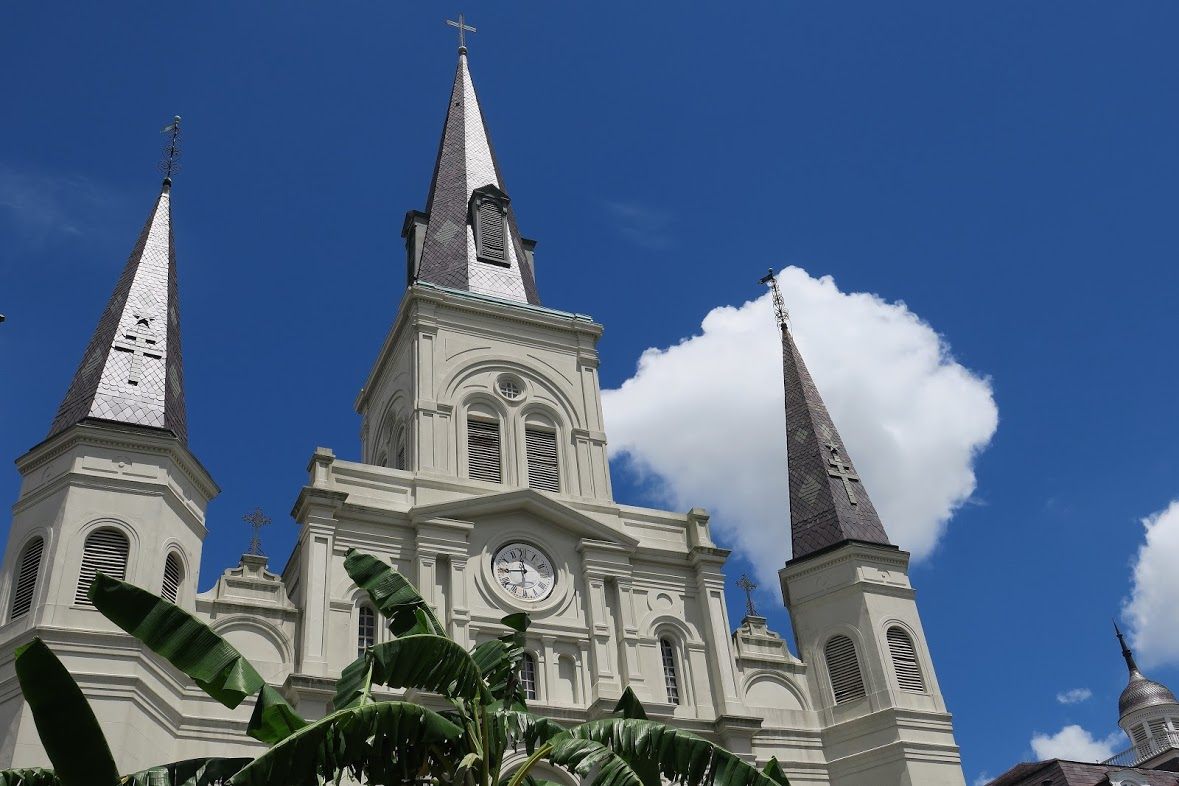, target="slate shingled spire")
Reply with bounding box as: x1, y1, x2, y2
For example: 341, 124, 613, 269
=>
779, 316, 892, 560
48, 180, 187, 443
412, 49, 540, 305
